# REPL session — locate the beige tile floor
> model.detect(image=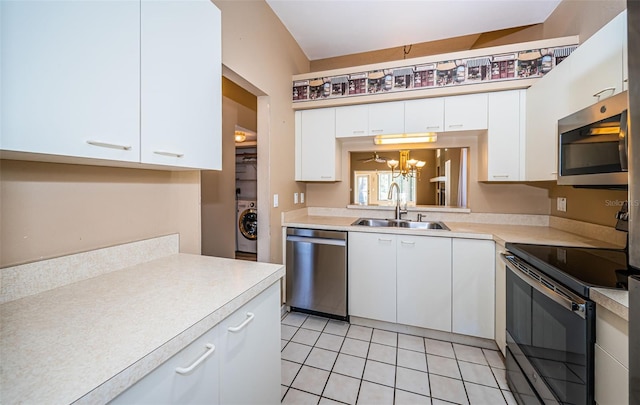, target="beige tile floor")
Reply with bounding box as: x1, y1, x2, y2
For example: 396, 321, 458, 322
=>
280, 312, 516, 405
